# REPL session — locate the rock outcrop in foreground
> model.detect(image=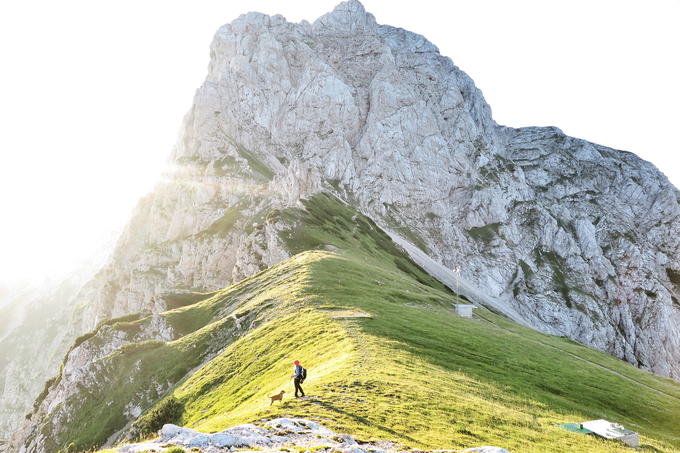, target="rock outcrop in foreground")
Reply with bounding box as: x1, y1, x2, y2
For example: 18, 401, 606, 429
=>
118, 417, 509, 453
3, 0, 680, 444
